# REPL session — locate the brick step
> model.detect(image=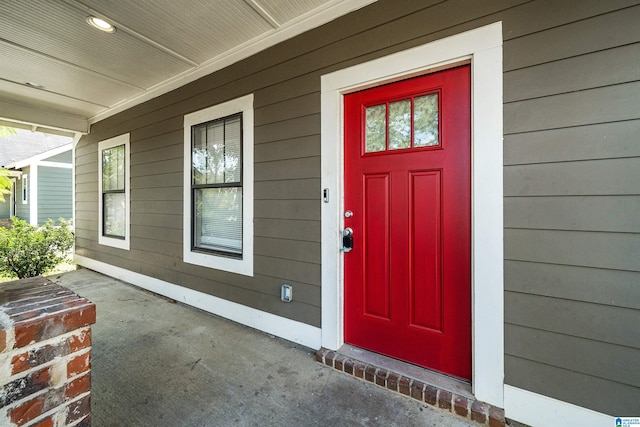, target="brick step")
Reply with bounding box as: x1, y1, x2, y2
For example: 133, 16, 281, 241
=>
316, 347, 506, 427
